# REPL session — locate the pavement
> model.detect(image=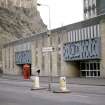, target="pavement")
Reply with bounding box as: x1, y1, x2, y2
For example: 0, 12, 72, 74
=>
0, 74, 105, 86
